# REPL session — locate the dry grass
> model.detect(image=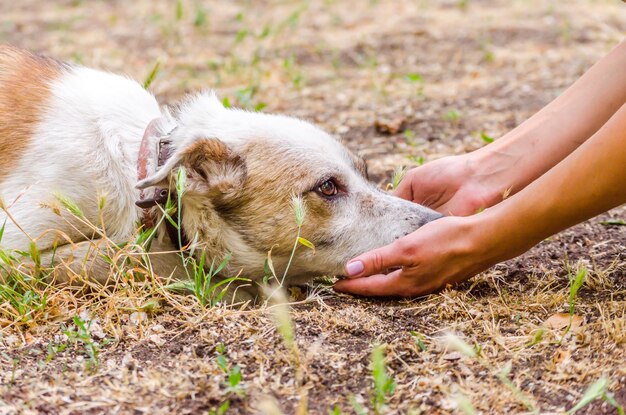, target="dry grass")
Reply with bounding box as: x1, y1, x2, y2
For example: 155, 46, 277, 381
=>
1, 0, 626, 414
